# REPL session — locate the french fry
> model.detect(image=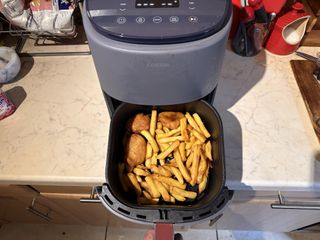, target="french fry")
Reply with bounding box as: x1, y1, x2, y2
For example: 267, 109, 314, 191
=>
136, 175, 143, 183
136, 164, 147, 169
145, 158, 151, 168
127, 173, 141, 195
186, 149, 191, 157
205, 141, 213, 161
154, 179, 171, 202
186, 136, 196, 150
159, 159, 165, 166
170, 166, 184, 184
150, 110, 157, 136
157, 127, 181, 139
186, 152, 193, 168
145, 176, 161, 198
157, 140, 180, 160
197, 152, 208, 184
155, 129, 165, 135
146, 143, 153, 159
140, 181, 151, 193
159, 143, 170, 152
192, 113, 211, 138
142, 190, 152, 199
190, 145, 200, 186
174, 150, 191, 183
185, 112, 201, 132
168, 159, 178, 167
164, 183, 171, 191
163, 127, 170, 133
157, 122, 163, 130
133, 167, 150, 176
199, 168, 209, 194
171, 192, 186, 202
151, 154, 158, 165
180, 118, 189, 141
169, 196, 176, 203
170, 186, 197, 199
152, 175, 186, 189
162, 165, 172, 173
150, 165, 171, 177
158, 136, 184, 144
179, 142, 186, 161
141, 130, 159, 153
137, 197, 159, 204
192, 130, 206, 143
